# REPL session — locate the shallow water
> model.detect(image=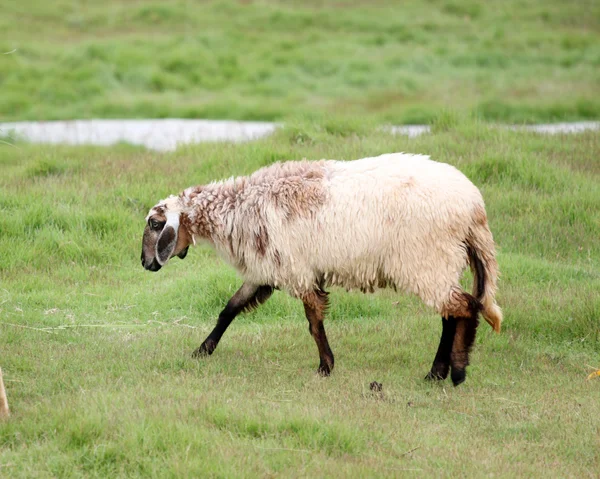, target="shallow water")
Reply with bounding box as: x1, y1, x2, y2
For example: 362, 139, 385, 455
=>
1, 119, 598, 151
0, 119, 277, 151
